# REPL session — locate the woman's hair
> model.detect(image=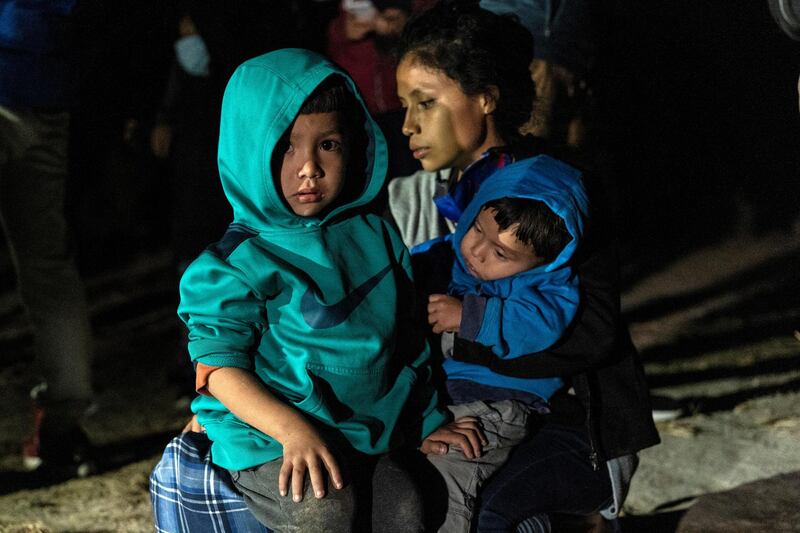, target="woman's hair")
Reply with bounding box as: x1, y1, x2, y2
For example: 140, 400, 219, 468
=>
398, 0, 535, 141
